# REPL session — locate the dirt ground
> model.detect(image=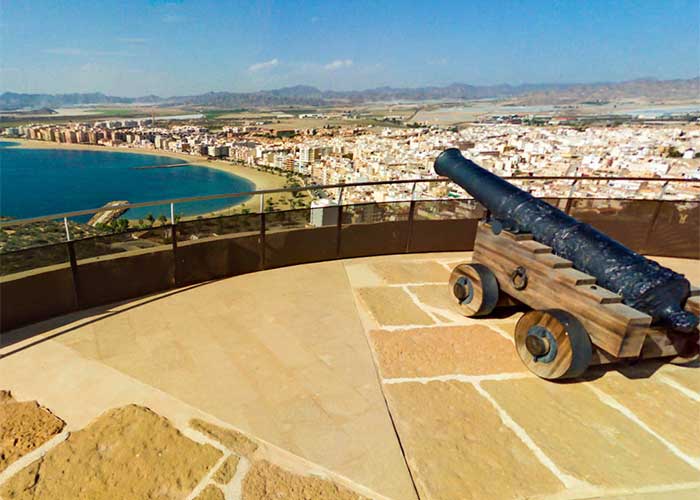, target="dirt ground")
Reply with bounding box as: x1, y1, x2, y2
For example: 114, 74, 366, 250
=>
0, 390, 65, 473
1, 401, 373, 499
0, 405, 221, 500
